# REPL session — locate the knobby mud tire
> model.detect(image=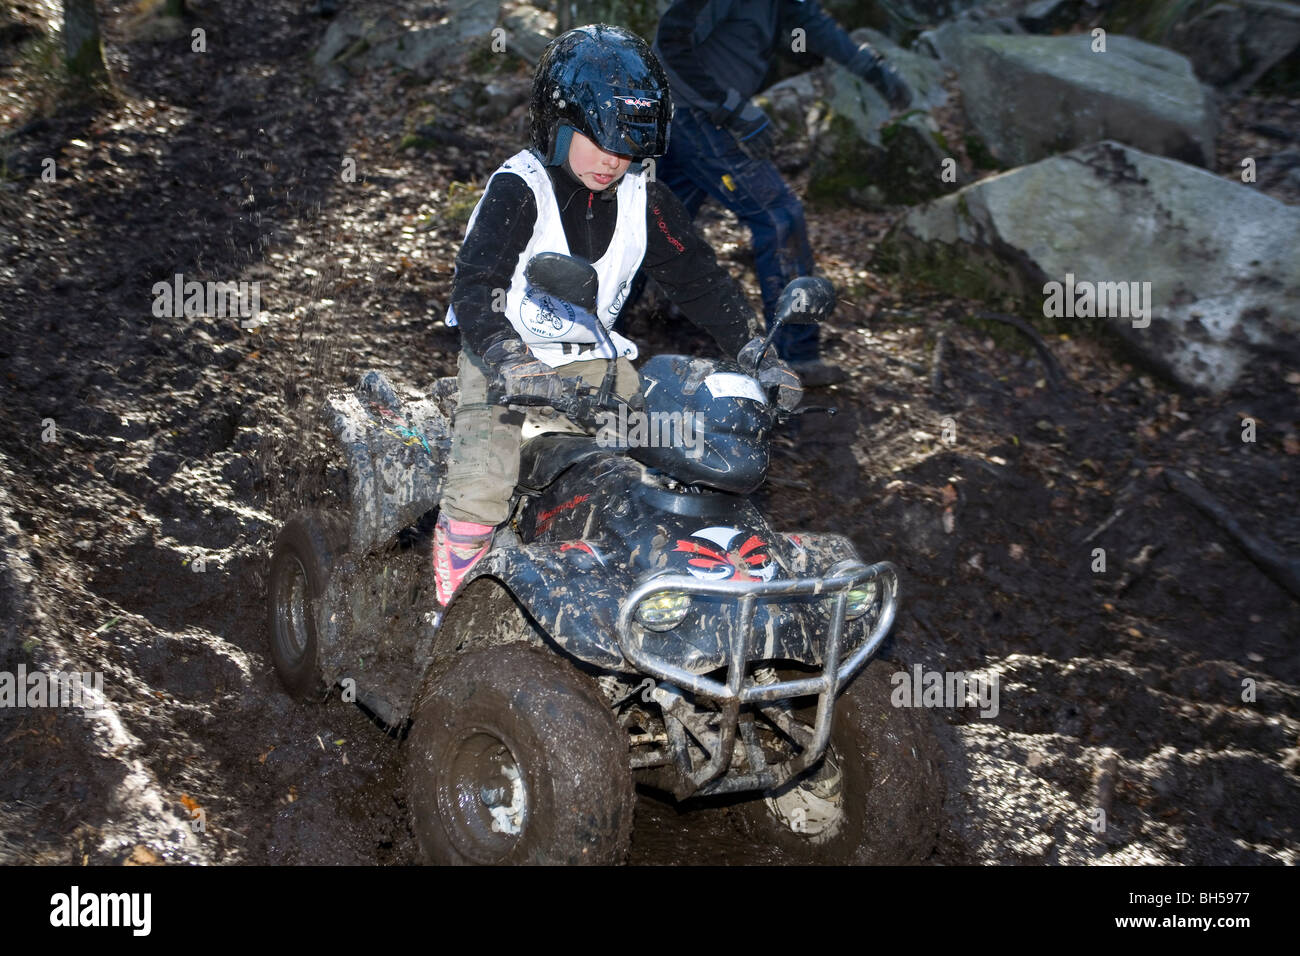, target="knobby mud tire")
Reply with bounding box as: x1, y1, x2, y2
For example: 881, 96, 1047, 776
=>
407, 589, 634, 864
266, 509, 350, 702
740, 657, 945, 864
